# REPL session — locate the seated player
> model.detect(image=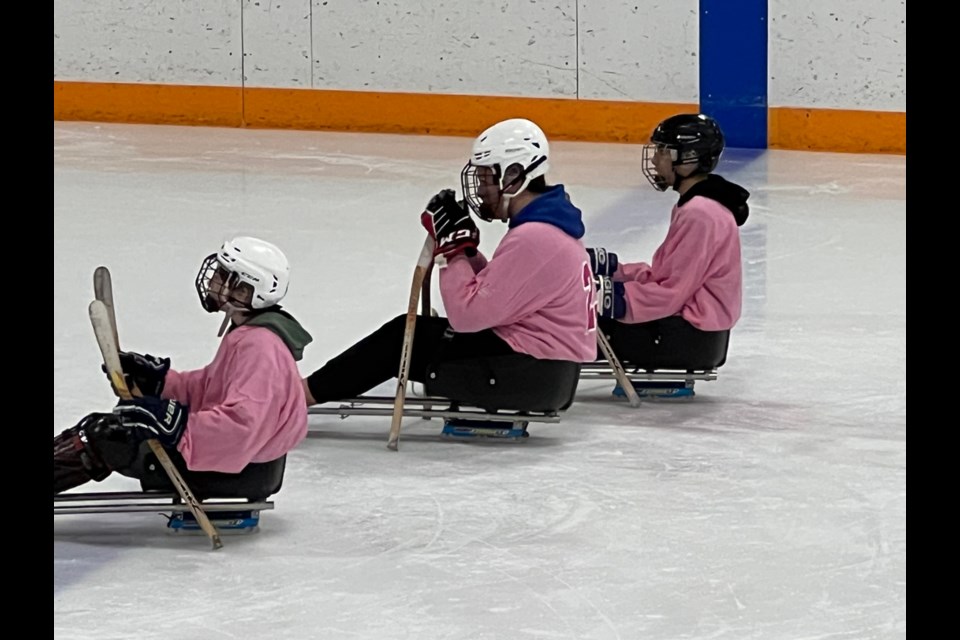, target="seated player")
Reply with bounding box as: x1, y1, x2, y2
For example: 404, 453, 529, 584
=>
54, 236, 313, 497
588, 113, 749, 372
303, 118, 597, 411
